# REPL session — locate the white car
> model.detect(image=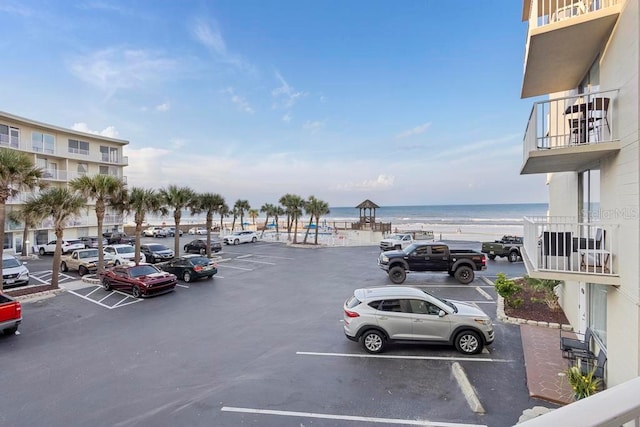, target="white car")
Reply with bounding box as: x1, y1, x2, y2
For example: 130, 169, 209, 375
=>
104, 244, 146, 265
223, 231, 258, 245
2, 253, 30, 287
143, 227, 167, 238
188, 227, 207, 235
36, 239, 85, 256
